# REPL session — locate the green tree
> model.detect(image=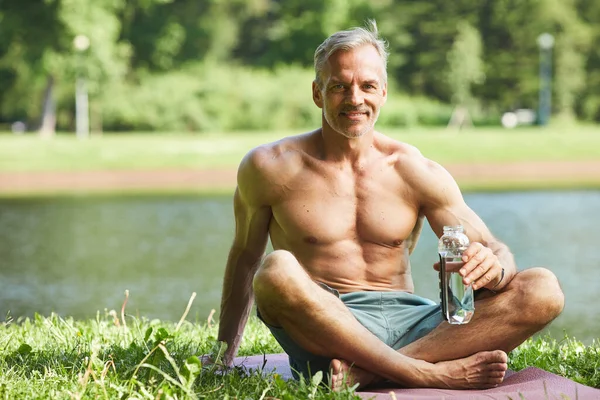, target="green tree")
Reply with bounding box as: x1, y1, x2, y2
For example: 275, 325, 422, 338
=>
0, 0, 64, 133
540, 0, 591, 121
577, 0, 600, 121
446, 20, 485, 125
